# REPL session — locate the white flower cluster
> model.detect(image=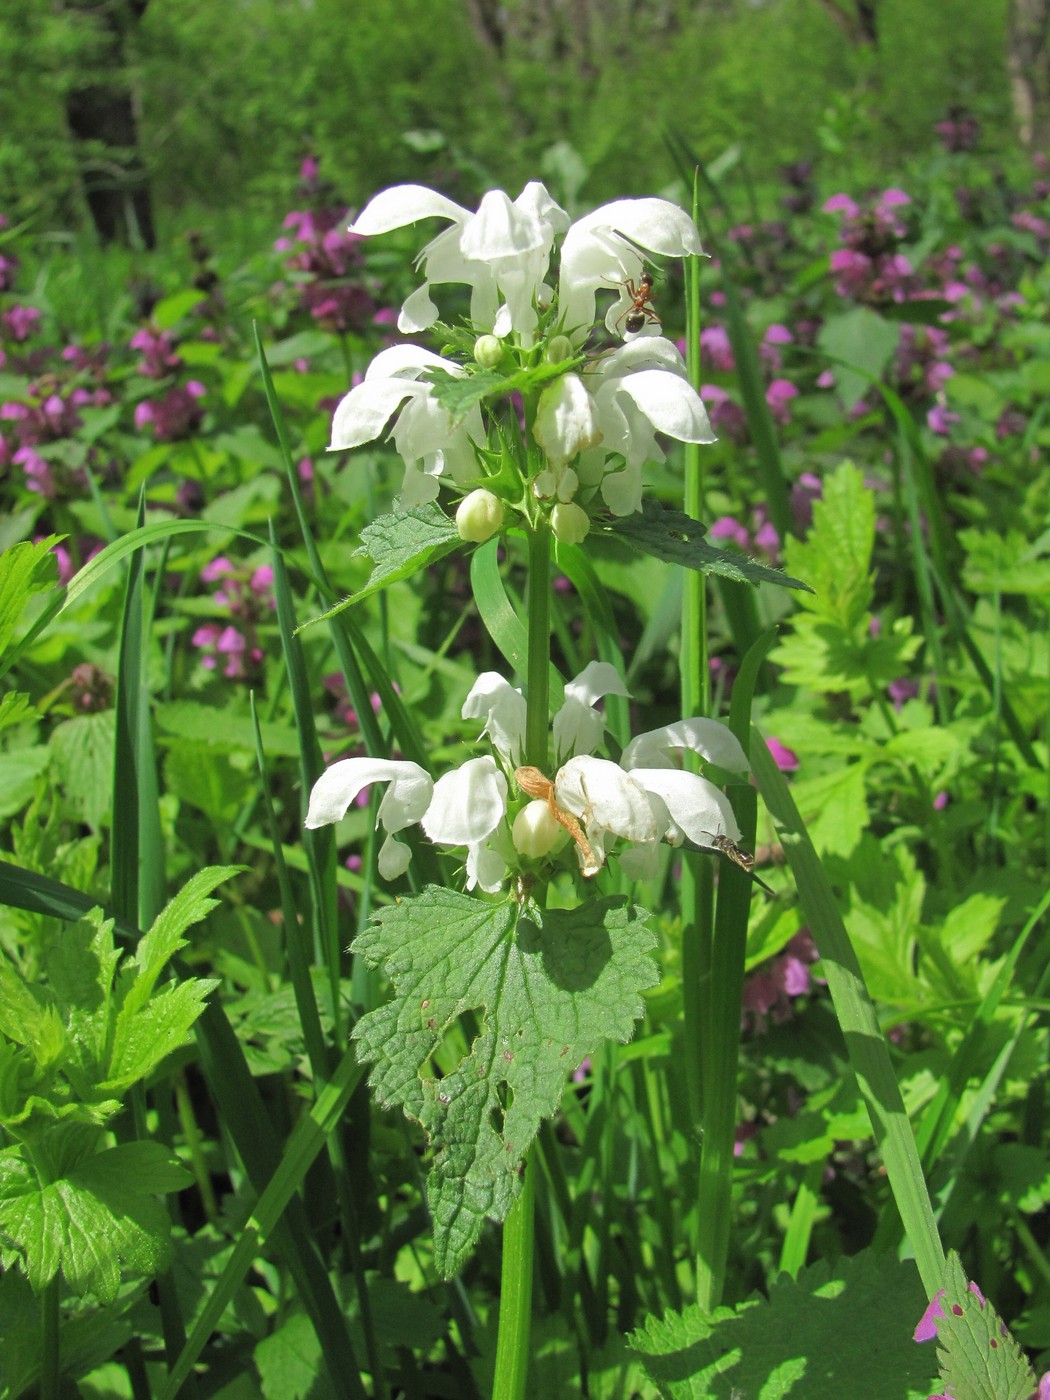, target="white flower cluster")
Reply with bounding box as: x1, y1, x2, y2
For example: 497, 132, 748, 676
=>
305, 662, 748, 893
328, 183, 715, 519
